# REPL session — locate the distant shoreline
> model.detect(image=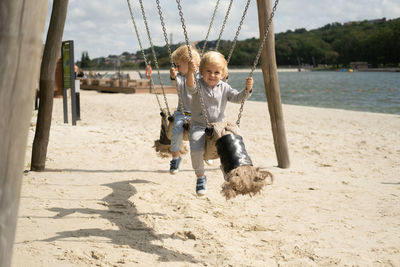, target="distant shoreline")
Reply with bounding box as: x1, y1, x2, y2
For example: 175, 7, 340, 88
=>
89, 67, 400, 75
92, 68, 303, 76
